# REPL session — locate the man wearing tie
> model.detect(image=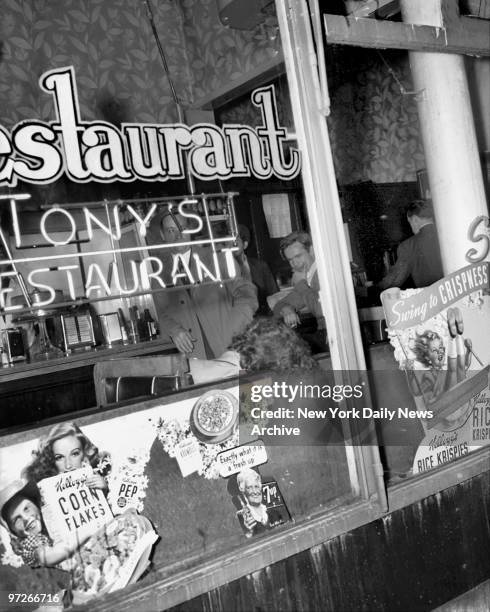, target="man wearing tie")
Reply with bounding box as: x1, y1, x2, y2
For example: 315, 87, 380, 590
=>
152, 211, 258, 359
